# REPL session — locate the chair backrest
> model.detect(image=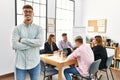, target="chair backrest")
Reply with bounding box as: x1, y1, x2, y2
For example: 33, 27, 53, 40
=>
40, 49, 45, 54
40, 60, 46, 72
106, 55, 114, 68
89, 59, 101, 75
